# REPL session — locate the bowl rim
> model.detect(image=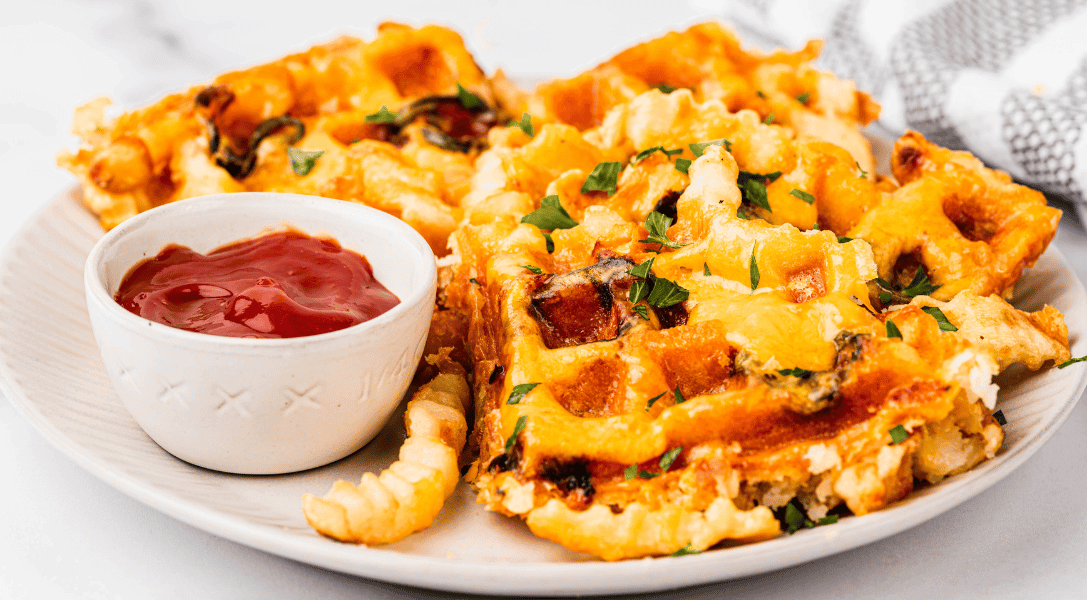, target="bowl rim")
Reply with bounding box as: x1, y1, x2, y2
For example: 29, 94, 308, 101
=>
83, 192, 437, 351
